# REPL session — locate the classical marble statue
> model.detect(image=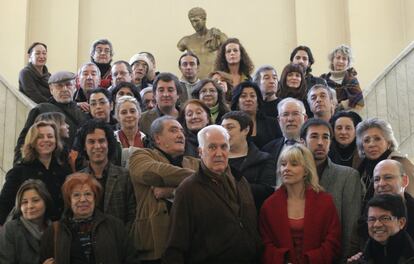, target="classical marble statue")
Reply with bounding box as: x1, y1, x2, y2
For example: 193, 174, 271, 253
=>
177, 7, 228, 78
